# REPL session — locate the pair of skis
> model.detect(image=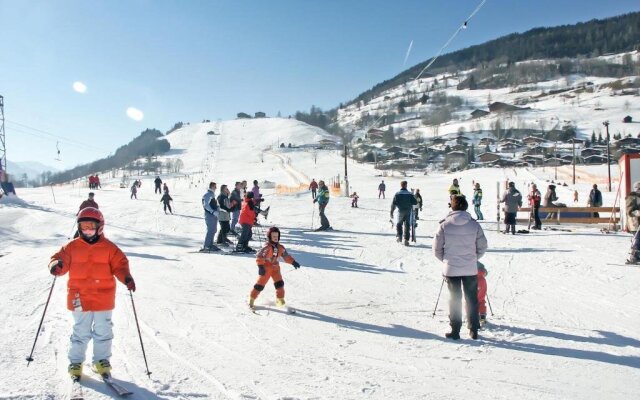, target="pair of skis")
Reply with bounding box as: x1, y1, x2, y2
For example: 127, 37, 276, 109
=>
70, 371, 132, 399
